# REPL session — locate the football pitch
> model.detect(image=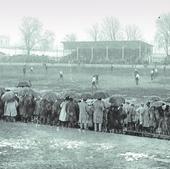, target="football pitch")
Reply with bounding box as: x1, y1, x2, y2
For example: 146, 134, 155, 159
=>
0, 63, 169, 99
